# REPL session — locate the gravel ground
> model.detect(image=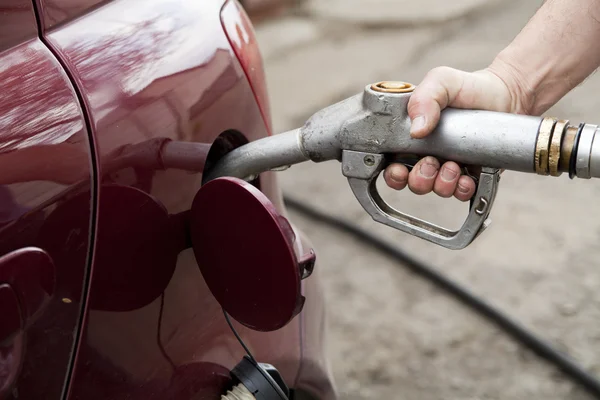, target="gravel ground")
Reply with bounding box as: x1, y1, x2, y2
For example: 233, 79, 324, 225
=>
254, 1, 600, 399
